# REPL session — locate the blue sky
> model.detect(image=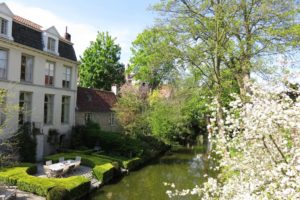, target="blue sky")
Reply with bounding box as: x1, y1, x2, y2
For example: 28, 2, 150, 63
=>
6, 0, 160, 64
